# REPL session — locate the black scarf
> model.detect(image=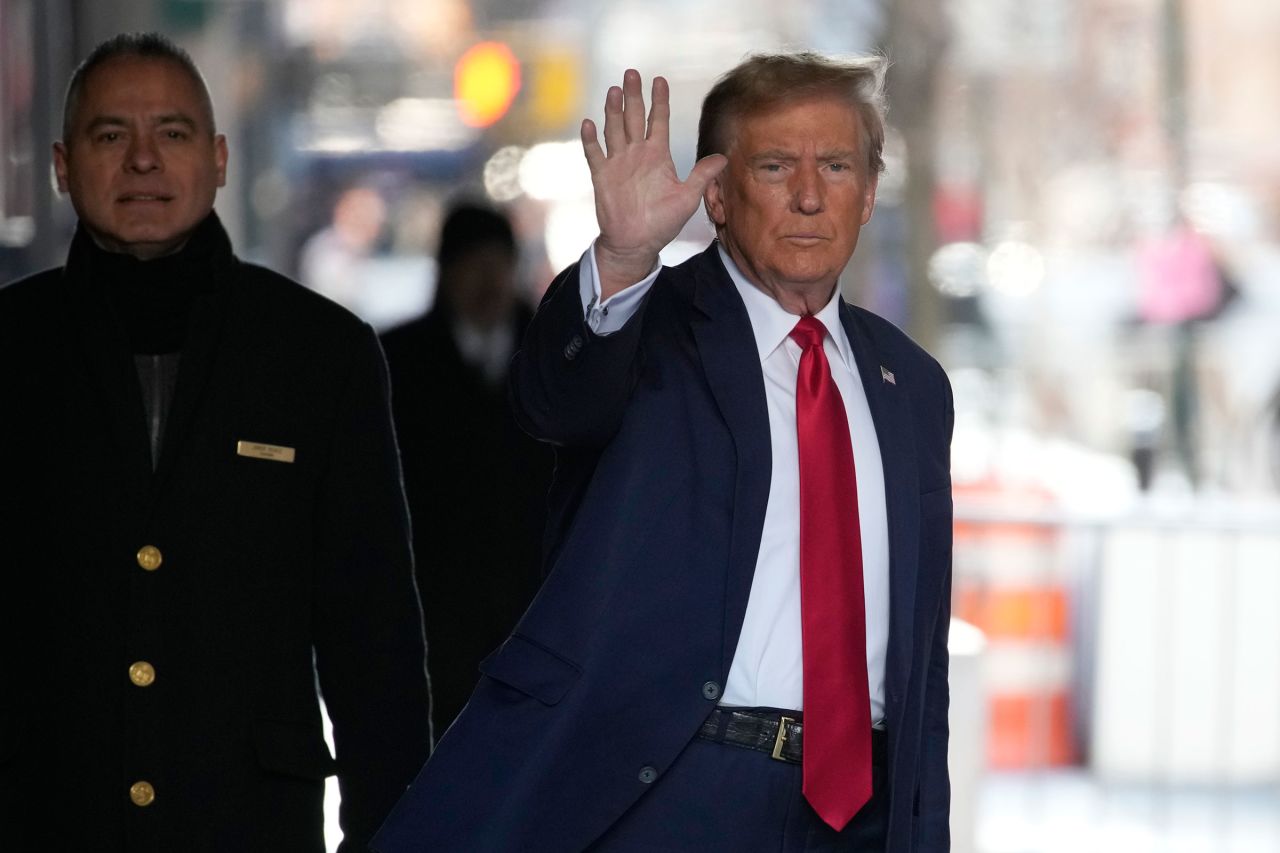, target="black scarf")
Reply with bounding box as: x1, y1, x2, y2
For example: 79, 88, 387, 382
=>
66, 212, 230, 355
